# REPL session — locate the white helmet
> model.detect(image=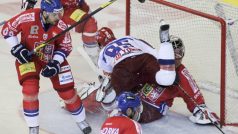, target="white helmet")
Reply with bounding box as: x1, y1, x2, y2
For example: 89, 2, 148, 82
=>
170, 35, 185, 59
